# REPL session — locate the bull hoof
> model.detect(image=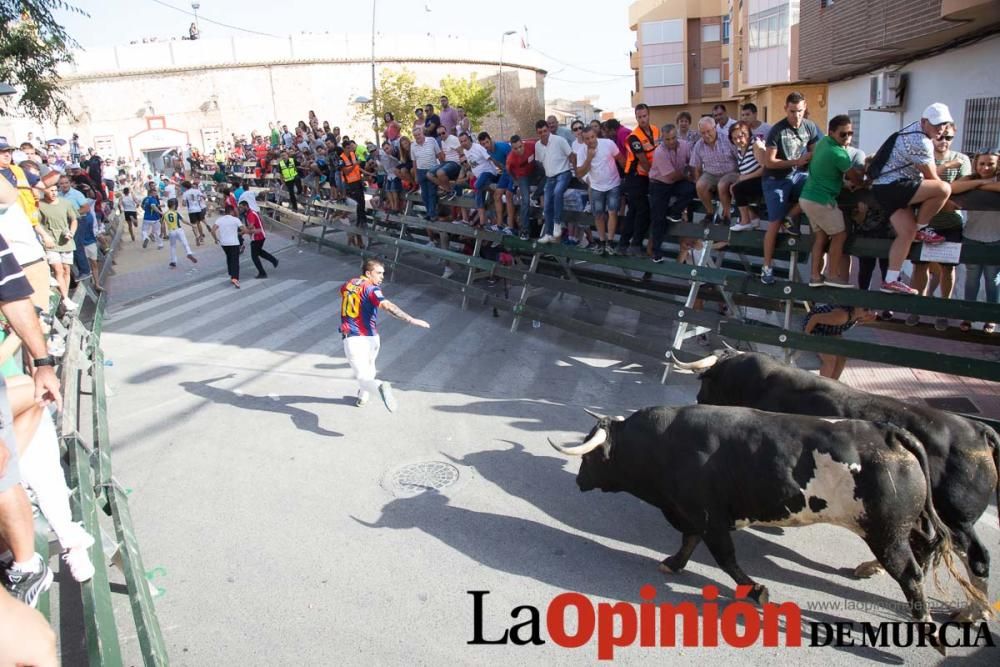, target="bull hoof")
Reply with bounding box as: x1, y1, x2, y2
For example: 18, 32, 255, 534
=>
747, 584, 769, 607
852, 560, 885, 579
949, 603, 994, 623
658, 560, 679, 575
